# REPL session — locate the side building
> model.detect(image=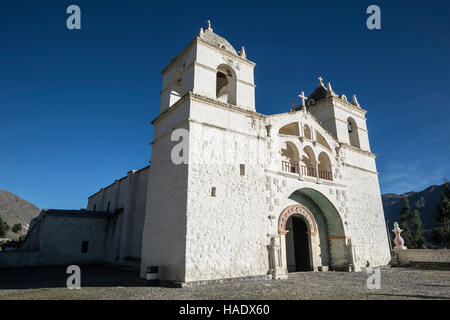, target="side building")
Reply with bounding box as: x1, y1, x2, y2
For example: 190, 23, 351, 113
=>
0, 166, 149, 269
